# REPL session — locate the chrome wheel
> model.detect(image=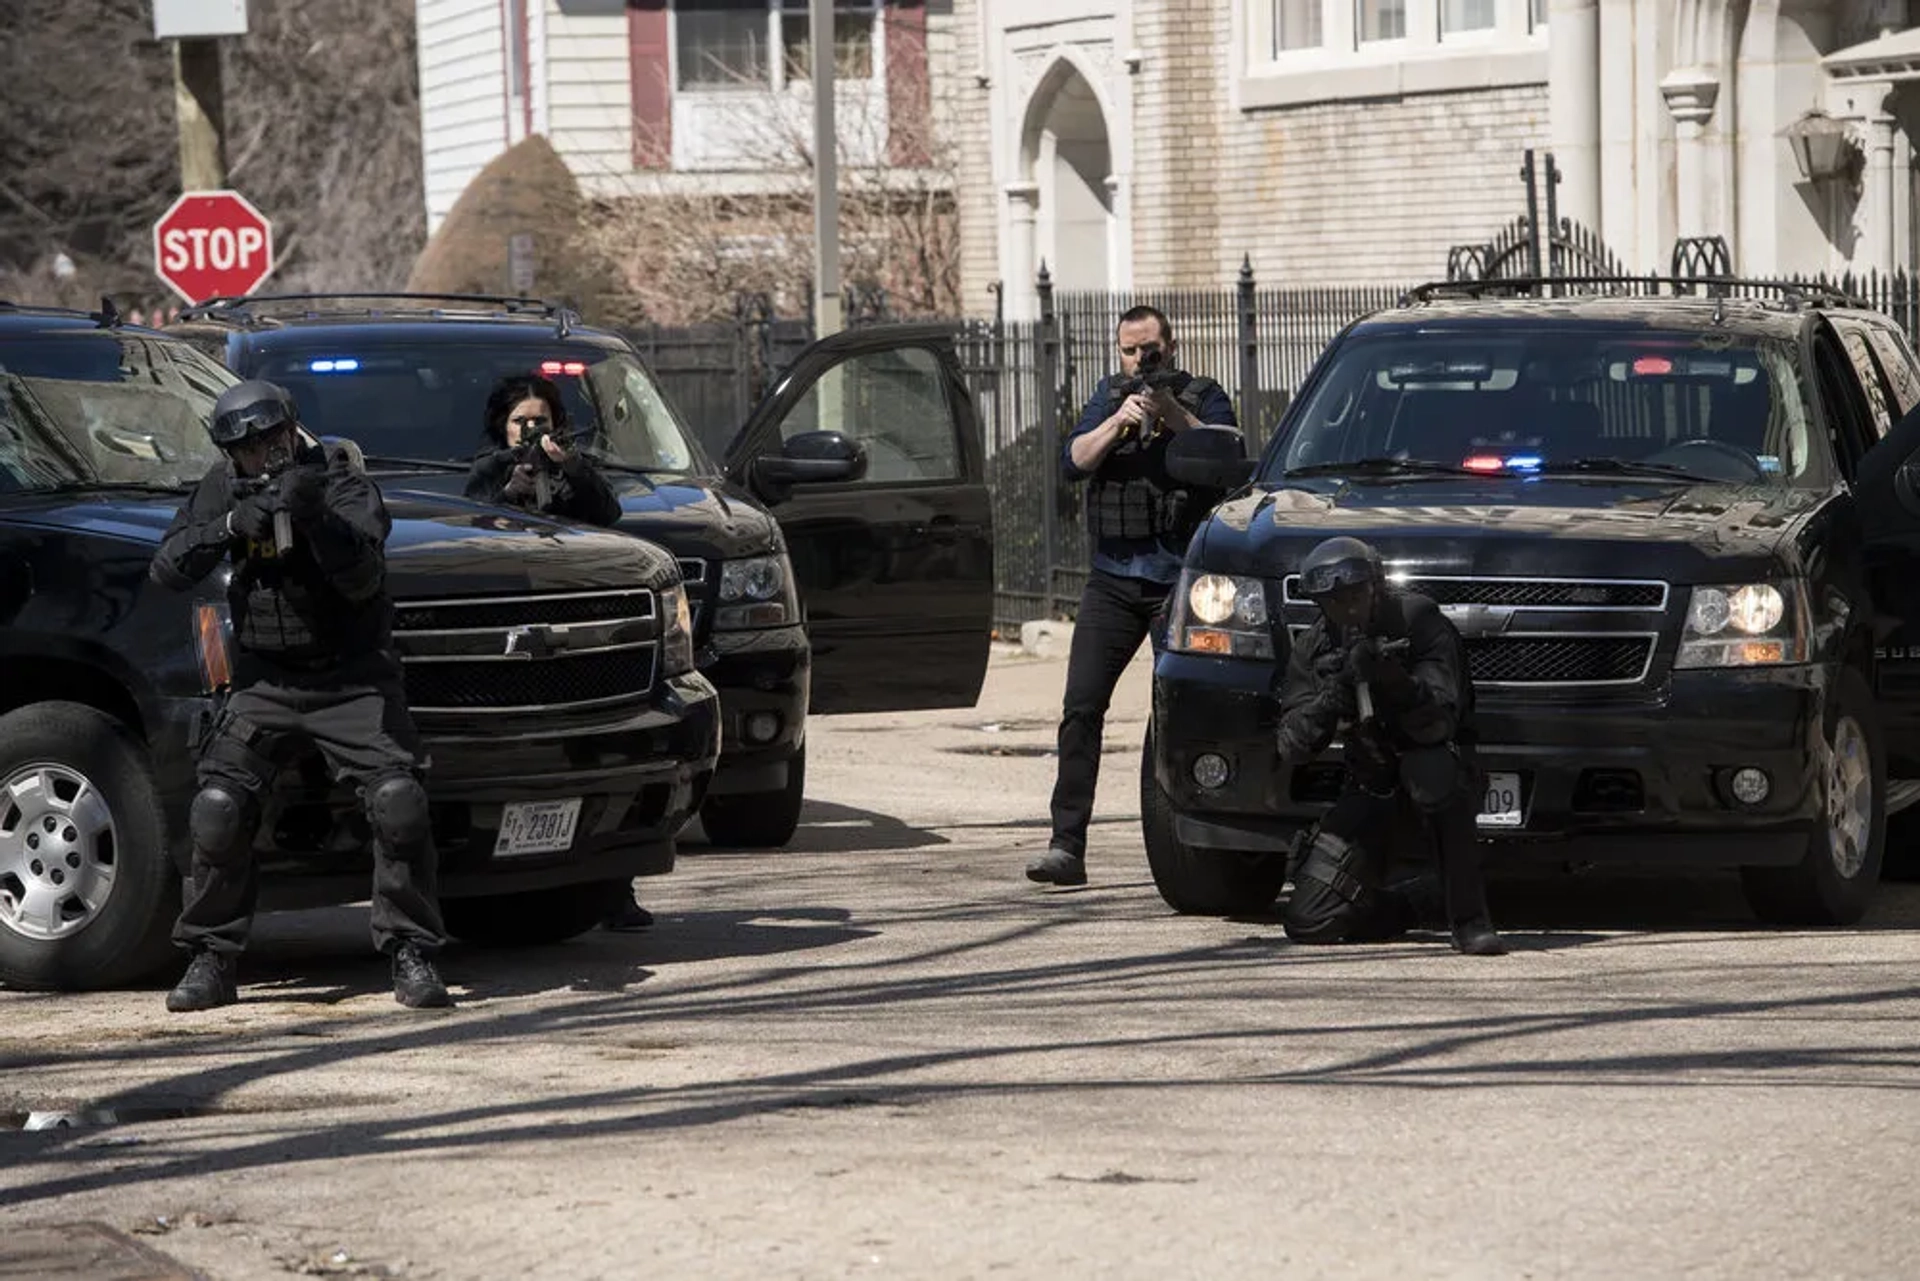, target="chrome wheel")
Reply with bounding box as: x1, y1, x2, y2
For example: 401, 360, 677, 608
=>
0, 763, 119, 941
1826, 716, 1873, 880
